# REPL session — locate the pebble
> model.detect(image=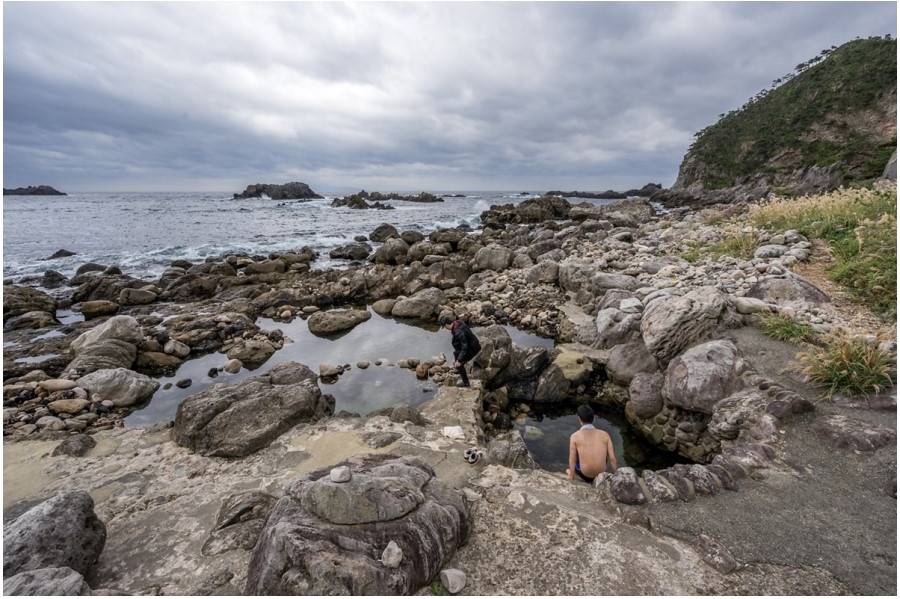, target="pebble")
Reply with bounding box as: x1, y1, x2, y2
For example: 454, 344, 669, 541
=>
356, 361, 370, 369
440, 568, 467, 594
330, 466, 351, 483
175, 379, 192, 389
223, 359, 242, 374
381, 540, 403, 568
